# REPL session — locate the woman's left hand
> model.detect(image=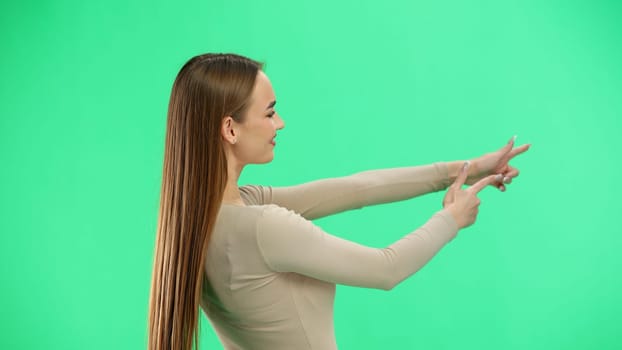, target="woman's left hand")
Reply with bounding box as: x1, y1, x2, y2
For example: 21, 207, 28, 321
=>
466, 136, 531, 191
